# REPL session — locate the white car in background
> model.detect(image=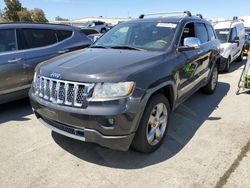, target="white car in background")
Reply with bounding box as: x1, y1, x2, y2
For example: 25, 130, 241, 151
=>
214, 18, 245, 72
81, 28, 103, 42
80, 21, 109, 33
